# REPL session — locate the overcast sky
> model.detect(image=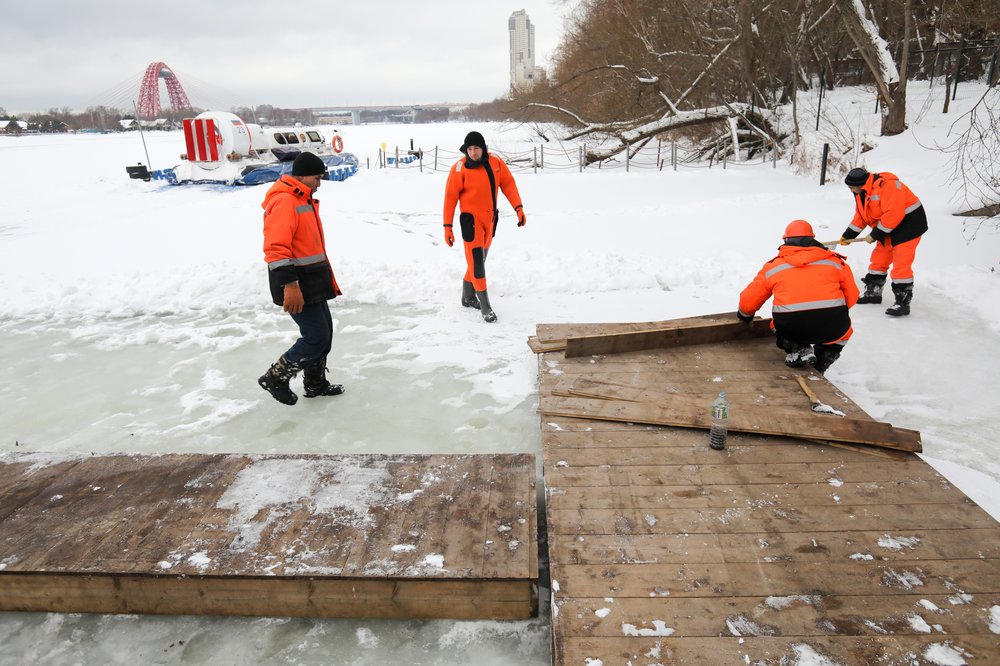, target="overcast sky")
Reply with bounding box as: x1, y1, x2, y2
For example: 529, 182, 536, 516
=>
1, 1, 576, 114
